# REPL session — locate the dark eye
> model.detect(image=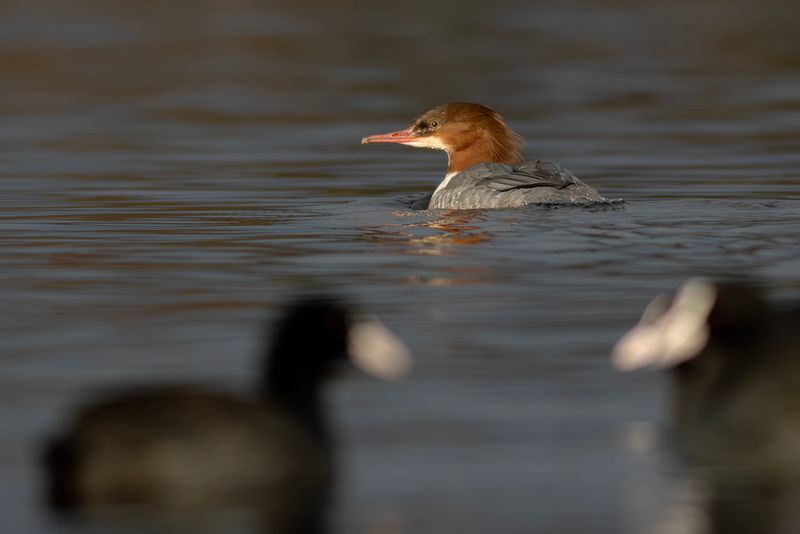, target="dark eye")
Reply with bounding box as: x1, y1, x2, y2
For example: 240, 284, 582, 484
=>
429, 120, 439, 128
